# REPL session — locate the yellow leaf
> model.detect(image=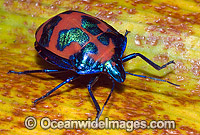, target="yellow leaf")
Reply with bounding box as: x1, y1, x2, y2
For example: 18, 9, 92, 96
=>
0, 0, 200, 134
